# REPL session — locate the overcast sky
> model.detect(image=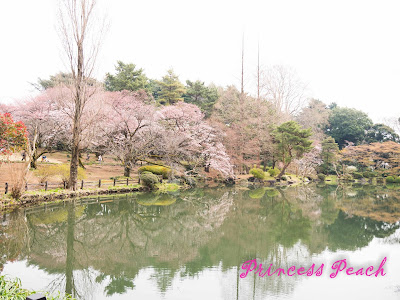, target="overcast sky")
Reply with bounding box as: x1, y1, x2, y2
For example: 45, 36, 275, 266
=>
1, 0, 399, 123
